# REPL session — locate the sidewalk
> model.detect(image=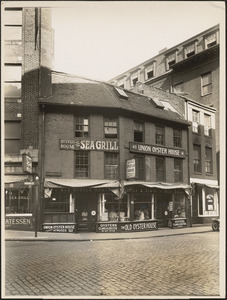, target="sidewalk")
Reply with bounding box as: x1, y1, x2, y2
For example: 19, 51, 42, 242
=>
4, 225, 213, 242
